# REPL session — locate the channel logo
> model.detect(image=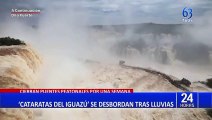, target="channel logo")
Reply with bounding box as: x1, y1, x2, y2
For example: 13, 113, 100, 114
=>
182, 7, 192, 22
